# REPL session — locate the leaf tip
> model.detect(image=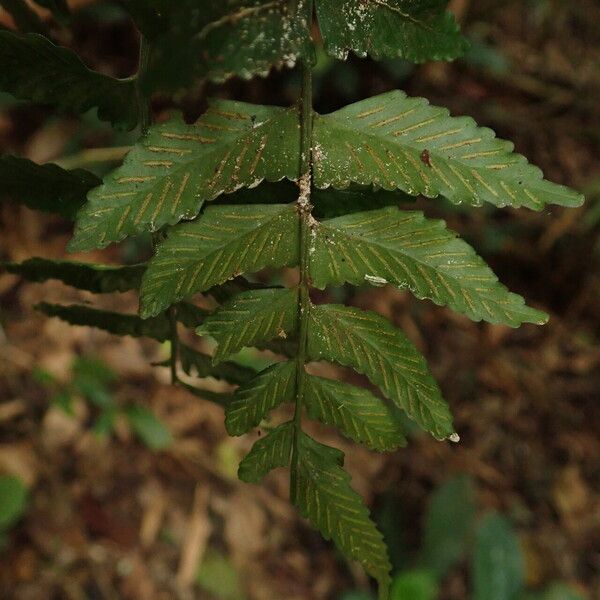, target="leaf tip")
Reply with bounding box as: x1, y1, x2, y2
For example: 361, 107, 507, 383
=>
139, 301, 159, 320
